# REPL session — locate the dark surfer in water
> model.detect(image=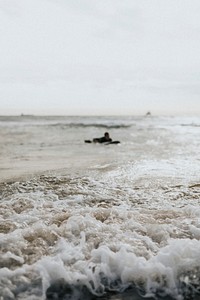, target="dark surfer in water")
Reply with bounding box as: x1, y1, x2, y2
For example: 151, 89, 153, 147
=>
93, 132, 112, 143
85, 132, 120, 144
